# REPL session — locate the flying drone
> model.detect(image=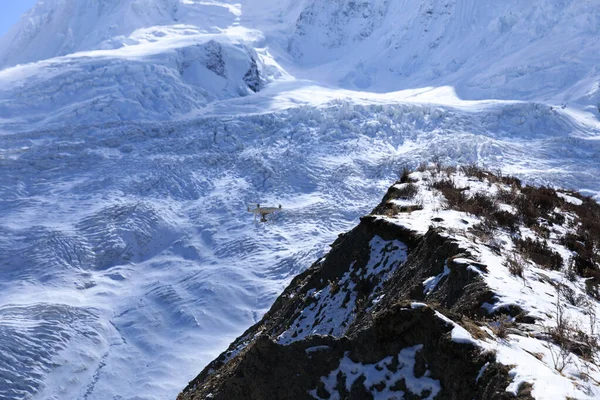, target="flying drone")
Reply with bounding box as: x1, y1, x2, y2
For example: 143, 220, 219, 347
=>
248, 203, 282, 222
